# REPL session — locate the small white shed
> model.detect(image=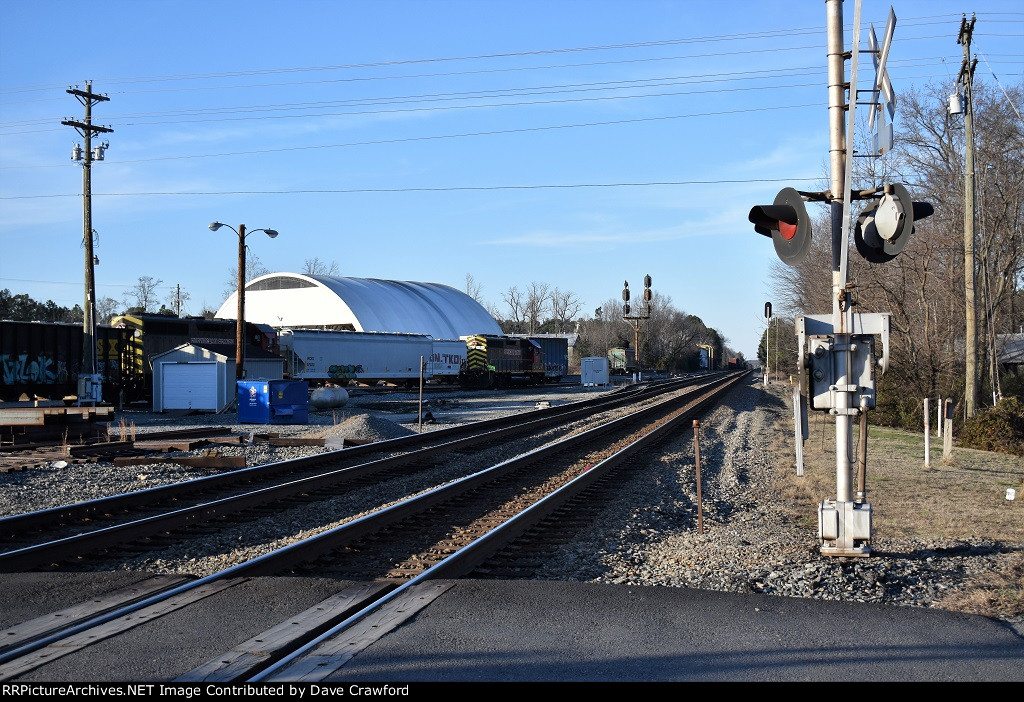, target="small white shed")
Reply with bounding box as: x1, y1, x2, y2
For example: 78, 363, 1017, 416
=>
151, 342, 285, 412
581, 356, 610, 386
